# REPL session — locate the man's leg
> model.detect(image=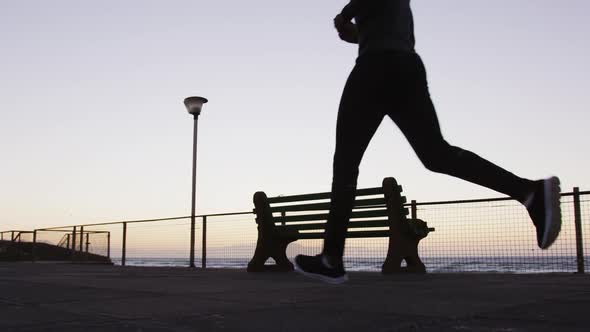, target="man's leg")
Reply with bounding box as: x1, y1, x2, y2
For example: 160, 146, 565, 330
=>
387, 54, 561, 249
388, 55, 534, 202
322, 77, 385, 262
294, 61, 385, 283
